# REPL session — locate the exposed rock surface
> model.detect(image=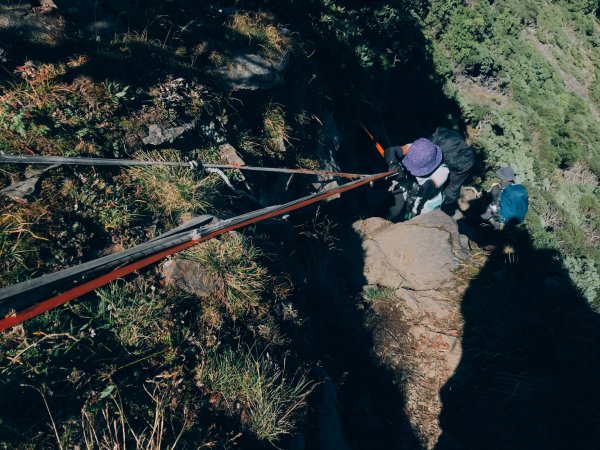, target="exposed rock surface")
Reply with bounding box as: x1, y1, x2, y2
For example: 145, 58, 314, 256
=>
0, 165, 58, 201
215, 51, 290, 91
354, 211, 468, 291
162, 259, 219, 298
143, 121, 198, 146
219, 143, 246, 166
353, 211, 474, 449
